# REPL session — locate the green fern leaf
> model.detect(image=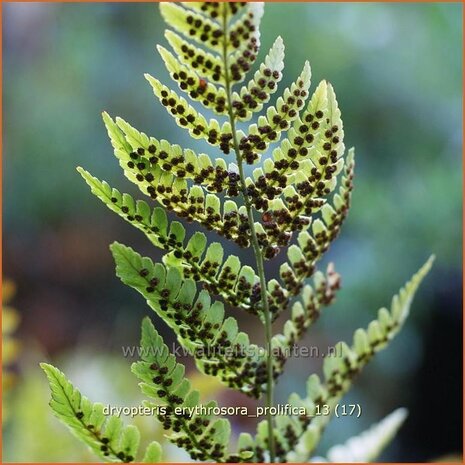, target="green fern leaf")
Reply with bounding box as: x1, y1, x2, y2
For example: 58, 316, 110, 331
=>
227, 3, 264, 84
248, 80, 344, 205
69, 2, 434, 463
279, 148, 354, 294
230, 36, 285, 121
77, 168, 249, 261
234, 432, 256, 461
132, 317, 231, 461
78, 167, 176, 249
141, 441, 163, 463
164, 29, 224, 85
252, 143, 351, 261
113, 243, 267, 397
96, 115, 256, 246
282, 255, 434, 461
283, 82, 345, 202
163, 3, 263, 87
254, 419, 272, 461
102, 112, 234, 194
272, 264, 341, 378
159, 3, 226, 54
237, 60, 312, 164
157, 45, 229, 116
145, 73, 233, 148
40, 363, 148, 463
78, 169, 282, 316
